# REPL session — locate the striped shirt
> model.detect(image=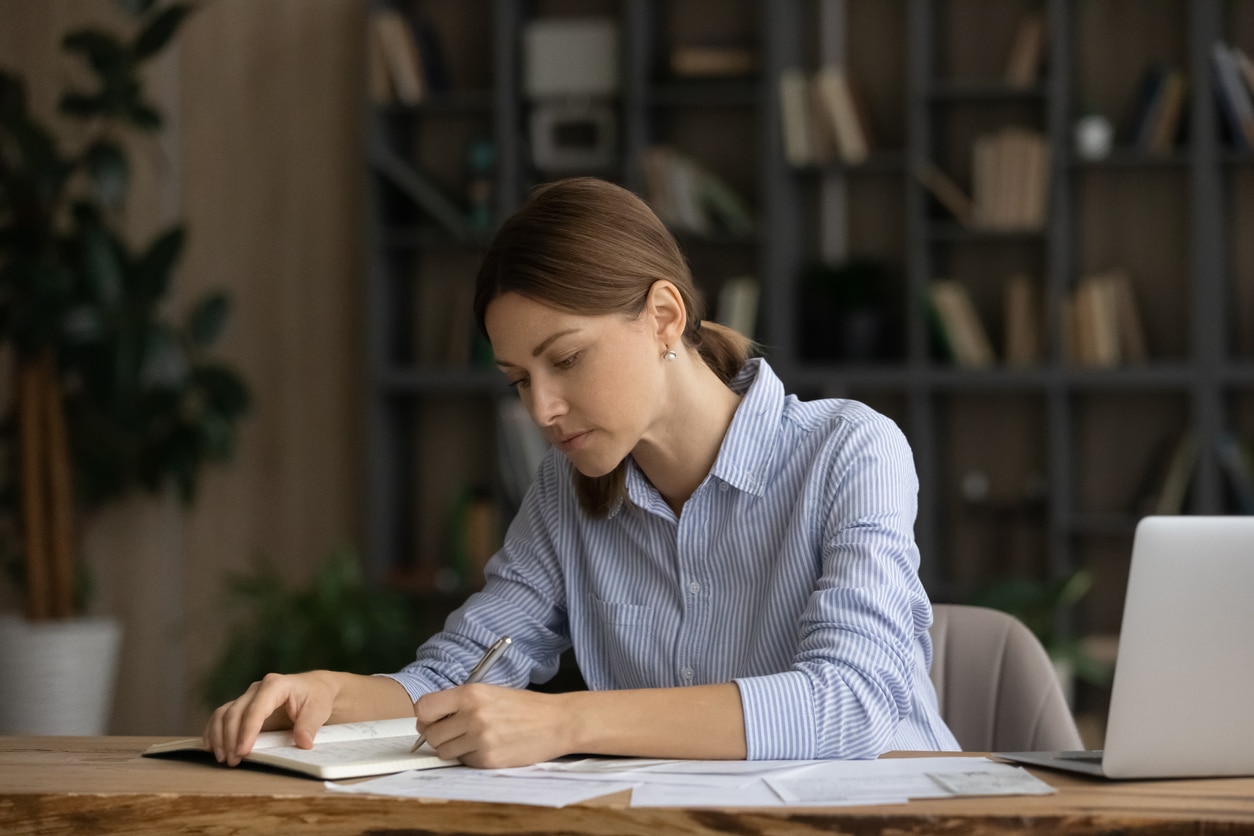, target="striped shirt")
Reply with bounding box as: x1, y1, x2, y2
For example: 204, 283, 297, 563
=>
386, 358, 959, 759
